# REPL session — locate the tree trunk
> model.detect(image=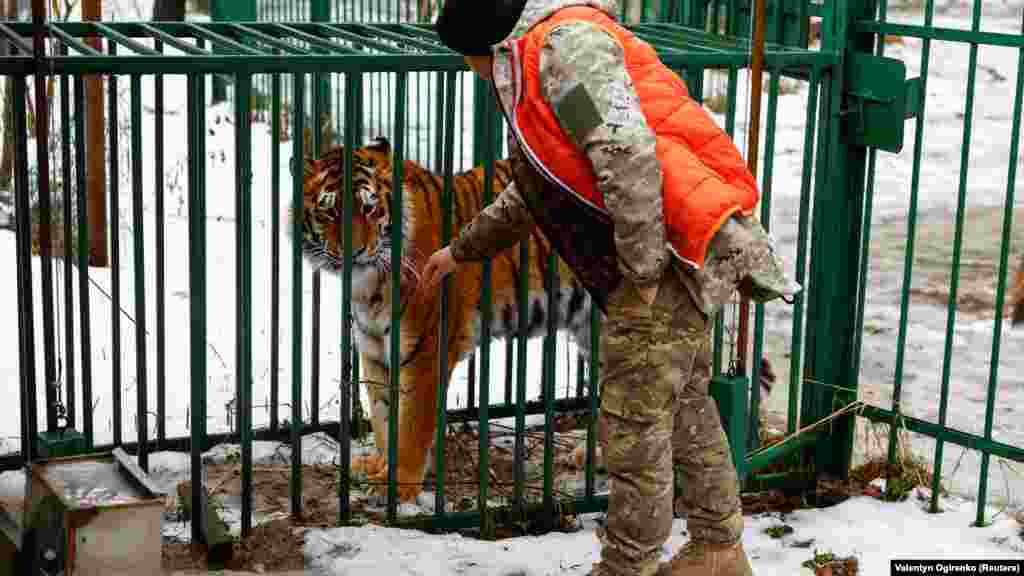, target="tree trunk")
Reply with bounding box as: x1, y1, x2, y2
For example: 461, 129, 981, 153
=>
0, 0, 19, 190
0, 78, 13, 192
84, 0, 108, 267
152, 0, 184, 21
